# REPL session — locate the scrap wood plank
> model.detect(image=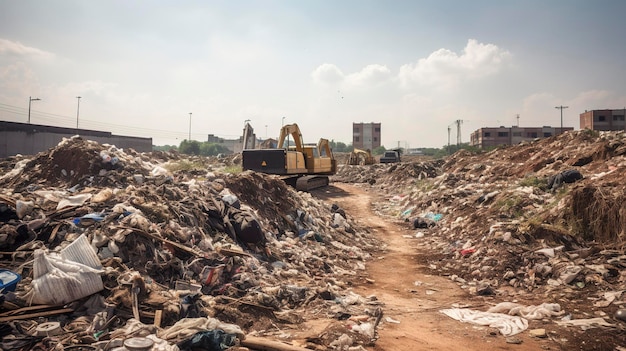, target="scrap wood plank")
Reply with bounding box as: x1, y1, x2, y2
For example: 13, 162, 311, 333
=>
0, 194, 16, 207
0, 308, 74, 322
217, 246, 253, 258
241, 336, 312, 351
115, 226, 203, 257
153, 310, 163, 328
0, 304, 61, 317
